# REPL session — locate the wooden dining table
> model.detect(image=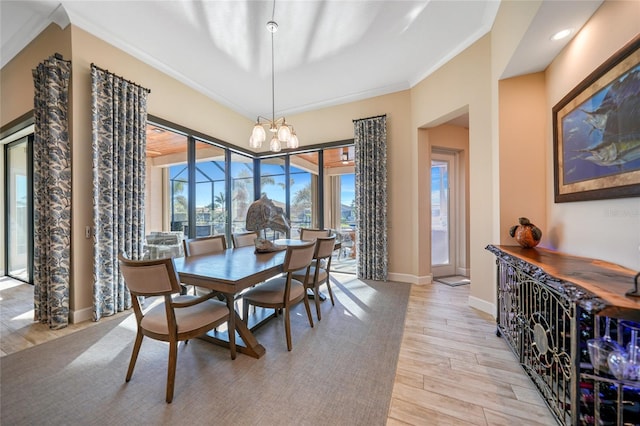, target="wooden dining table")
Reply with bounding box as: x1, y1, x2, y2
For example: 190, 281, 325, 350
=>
173, 245, 288, 359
